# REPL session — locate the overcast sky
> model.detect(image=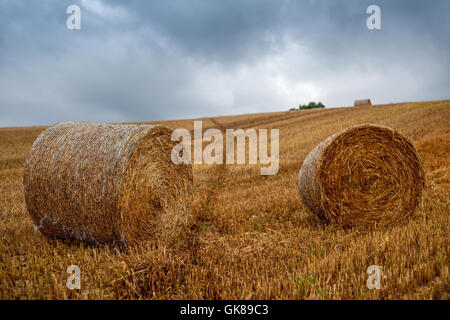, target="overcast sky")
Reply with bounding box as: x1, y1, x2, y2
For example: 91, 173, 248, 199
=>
0, 0, 449, 127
